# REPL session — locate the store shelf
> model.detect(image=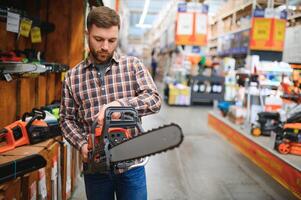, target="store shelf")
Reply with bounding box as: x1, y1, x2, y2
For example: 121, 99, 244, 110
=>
288, 13, 301, 21
221, 26, 251, 37
217, 0, 253, 21
208, 111, 301, 199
